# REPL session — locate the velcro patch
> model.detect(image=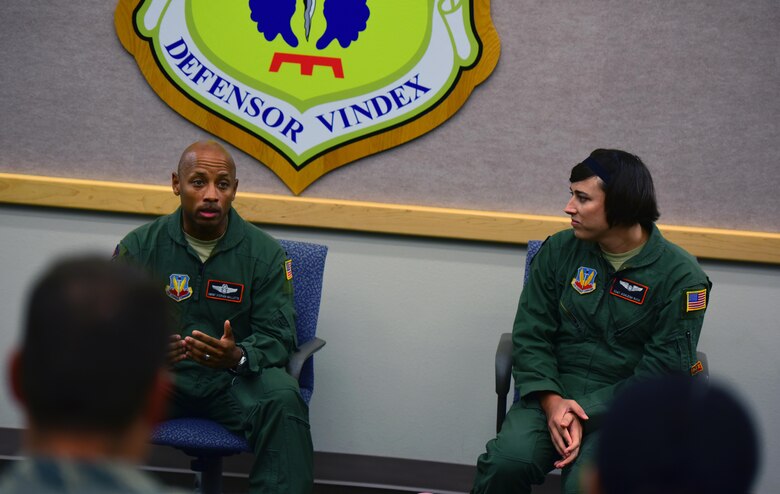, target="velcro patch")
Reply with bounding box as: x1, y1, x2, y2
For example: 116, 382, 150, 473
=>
285, 259, 293, 280
690, 360, 704, 376
206, 279, 244, 303
609, 278, 649, 305
571, 266, 597, 295
685, 289, 707, 312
